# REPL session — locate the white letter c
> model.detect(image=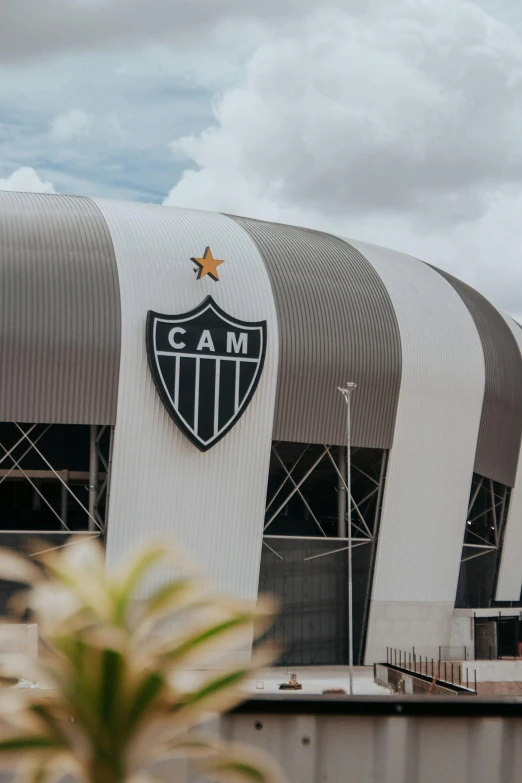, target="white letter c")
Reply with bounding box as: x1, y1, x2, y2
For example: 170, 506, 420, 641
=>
168, 327, 186, 349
